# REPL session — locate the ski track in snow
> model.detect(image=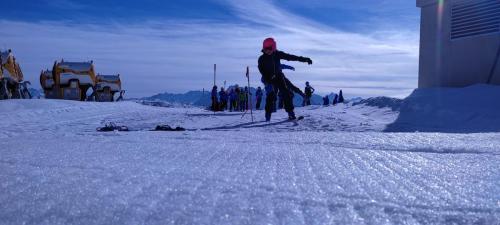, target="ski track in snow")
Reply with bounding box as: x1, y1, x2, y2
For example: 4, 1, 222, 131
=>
0, 99, 499, 225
